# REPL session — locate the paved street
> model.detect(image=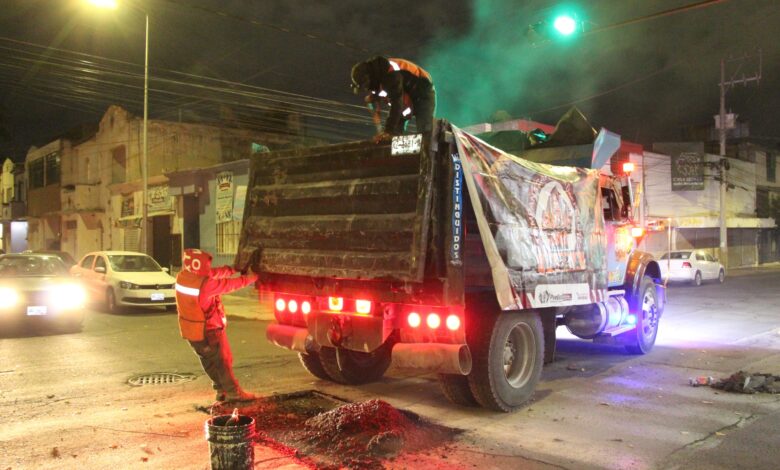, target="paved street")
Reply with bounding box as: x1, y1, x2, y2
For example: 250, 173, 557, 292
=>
1, 267, 779, 469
